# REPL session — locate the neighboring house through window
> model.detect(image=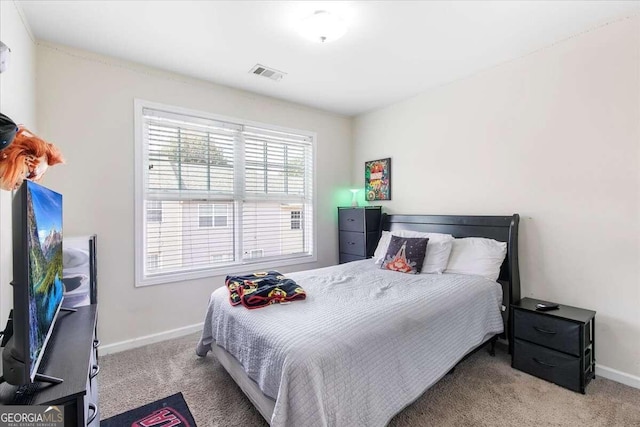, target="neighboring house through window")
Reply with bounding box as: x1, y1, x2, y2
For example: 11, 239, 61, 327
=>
147, 200, 163, 223
247, 249, 264, 259
198, 204, 229, 228
291, 210, 301, 230
198, 204, 214, 228
147, 253, 160, 271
